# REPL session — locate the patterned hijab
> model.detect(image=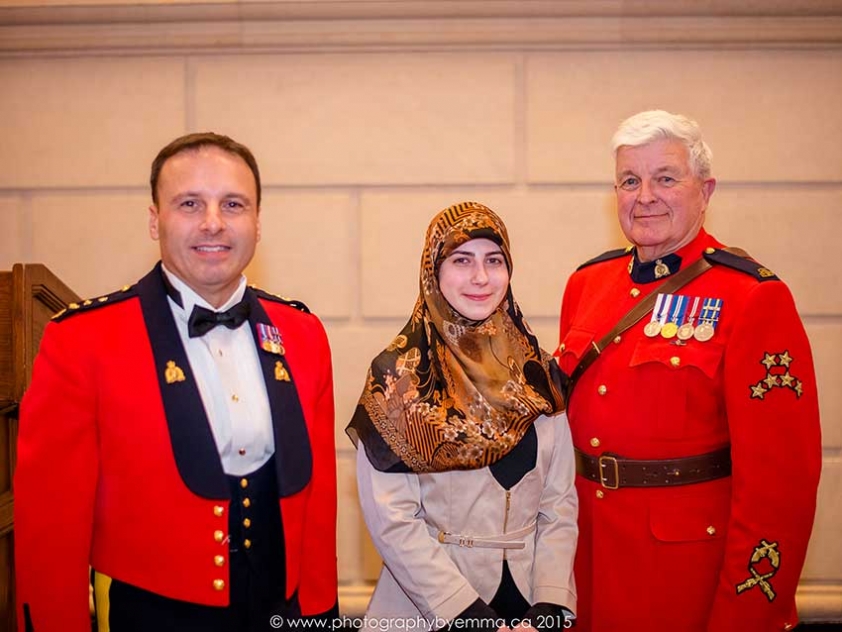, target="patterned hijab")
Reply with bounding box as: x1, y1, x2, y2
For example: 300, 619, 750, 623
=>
347, 201, 564, 473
